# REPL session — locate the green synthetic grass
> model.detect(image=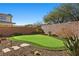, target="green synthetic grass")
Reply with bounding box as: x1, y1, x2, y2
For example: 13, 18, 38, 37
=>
10, 34, 65, 50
